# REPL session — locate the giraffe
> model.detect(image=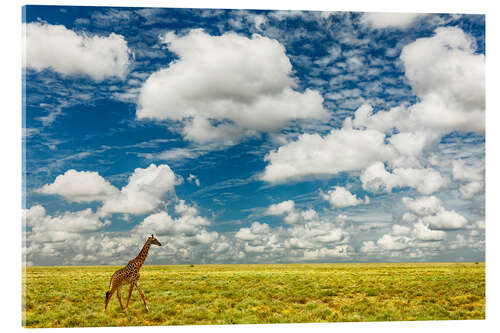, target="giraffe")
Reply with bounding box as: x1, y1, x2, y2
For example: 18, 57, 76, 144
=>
104, 234, 162, 313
